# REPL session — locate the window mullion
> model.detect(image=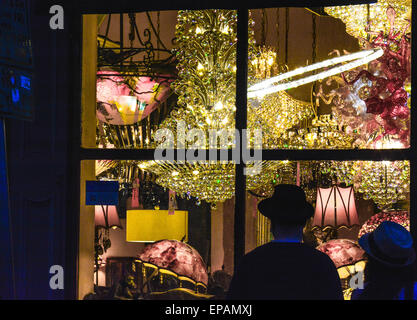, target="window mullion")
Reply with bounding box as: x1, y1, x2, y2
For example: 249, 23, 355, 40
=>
234, 7, 248, 271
